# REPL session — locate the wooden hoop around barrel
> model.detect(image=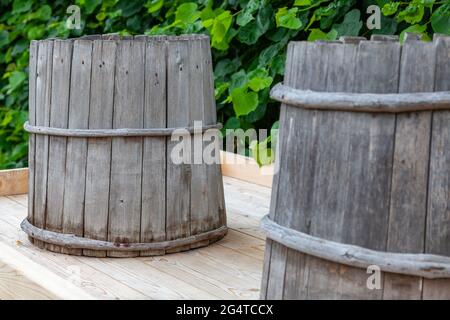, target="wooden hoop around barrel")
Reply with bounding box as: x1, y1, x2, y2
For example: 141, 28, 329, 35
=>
260, 215, 450, 279
271, 83, 450, 113
21, 218, 227, 252
24, 121, 222, 137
